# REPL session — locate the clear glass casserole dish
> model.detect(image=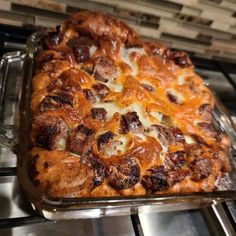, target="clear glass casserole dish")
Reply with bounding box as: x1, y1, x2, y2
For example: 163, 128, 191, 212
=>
0, 31, 236, 220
